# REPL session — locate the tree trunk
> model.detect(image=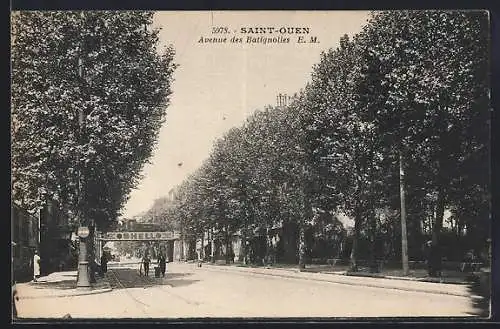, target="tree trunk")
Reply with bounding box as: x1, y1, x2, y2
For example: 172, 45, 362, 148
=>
457, 219, 464, 238
180, 226, 184, 261
225, 225, 231, 264
368, 208, 379, 273
88, 224, 96, 283
210, 228, 215, 263
350, 212, 361, 272
200, 231, 204, 260
240, 233, 247, 264
299, 160, 312, 270
264, 226, 271, 266
298, 224, 306, 270
429, 184, 446, 277
428, 101, 449, 277
283, 222, 297, 264
337, 234, 345, 259
399, 151, 409, 276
